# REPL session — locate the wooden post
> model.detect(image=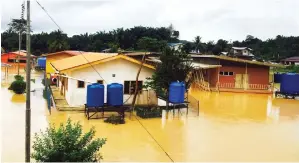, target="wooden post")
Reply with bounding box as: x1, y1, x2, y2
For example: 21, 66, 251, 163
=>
25, 1, 31, 162
245, 63, 248, 90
